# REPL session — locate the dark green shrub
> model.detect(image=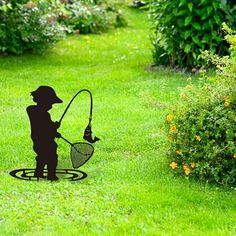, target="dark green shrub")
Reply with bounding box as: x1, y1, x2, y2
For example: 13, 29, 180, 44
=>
151, 0, 236, 68
164, 27, 236, 186
0, 0, 64, 54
